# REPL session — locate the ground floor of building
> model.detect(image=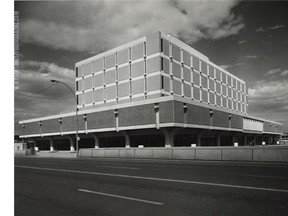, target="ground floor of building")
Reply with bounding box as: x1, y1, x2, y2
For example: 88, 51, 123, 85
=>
23, 127, 281, 152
